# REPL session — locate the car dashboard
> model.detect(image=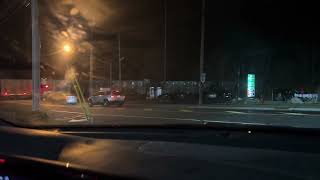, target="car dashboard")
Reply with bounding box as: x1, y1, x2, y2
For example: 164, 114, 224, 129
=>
0, 125, 320, 180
